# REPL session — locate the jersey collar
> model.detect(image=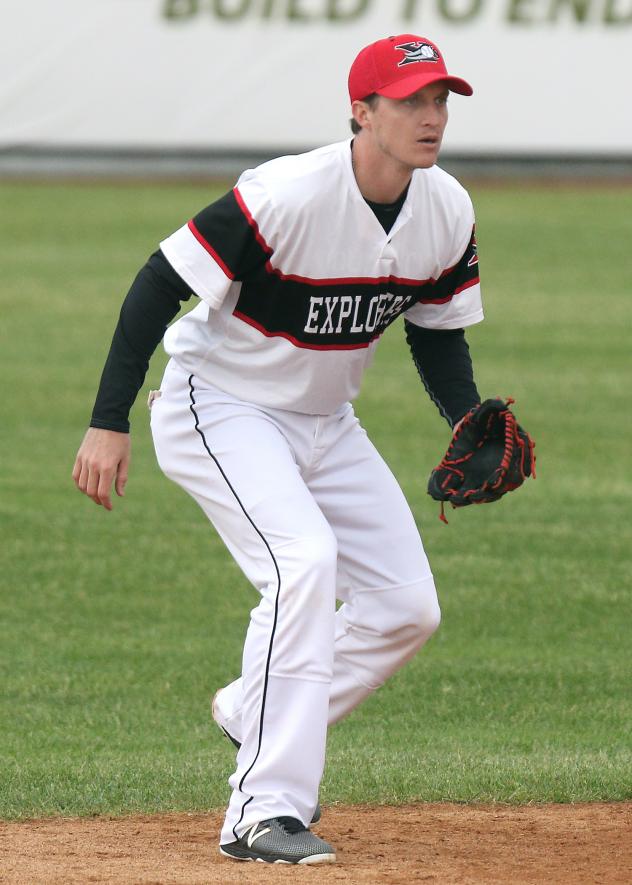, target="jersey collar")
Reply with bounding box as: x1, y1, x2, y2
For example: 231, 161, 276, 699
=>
344, 138, 414, 239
